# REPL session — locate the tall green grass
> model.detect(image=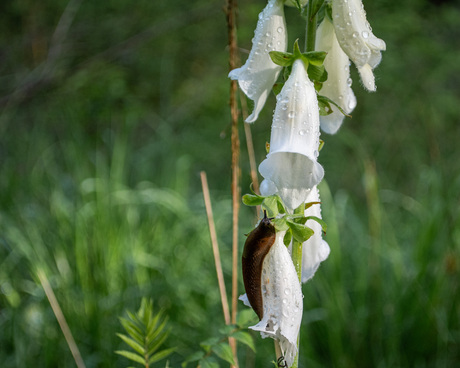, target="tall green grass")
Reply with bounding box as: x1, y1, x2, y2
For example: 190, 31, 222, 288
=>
1, 0, 459, 367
